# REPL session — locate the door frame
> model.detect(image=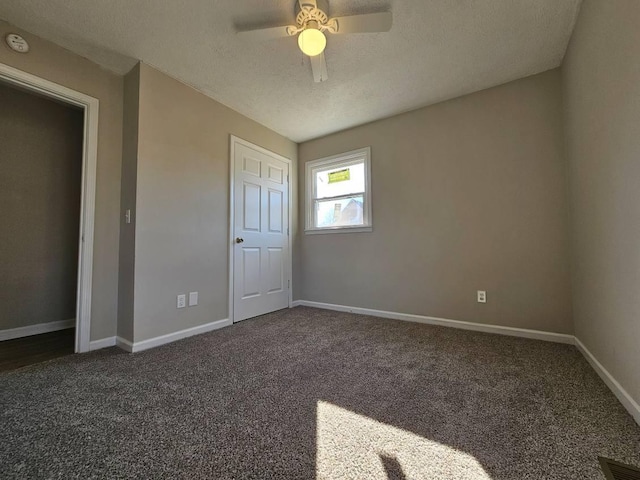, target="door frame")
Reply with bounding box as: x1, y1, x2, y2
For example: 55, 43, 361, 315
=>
228, 135, 292, 324
0, 62, 99, 353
